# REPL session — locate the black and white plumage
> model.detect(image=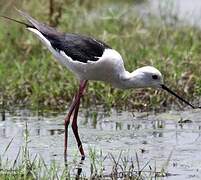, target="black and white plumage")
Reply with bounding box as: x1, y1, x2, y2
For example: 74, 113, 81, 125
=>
15, 10, 132, 88
2, 10, 199, 161
15, 10, 111, 62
